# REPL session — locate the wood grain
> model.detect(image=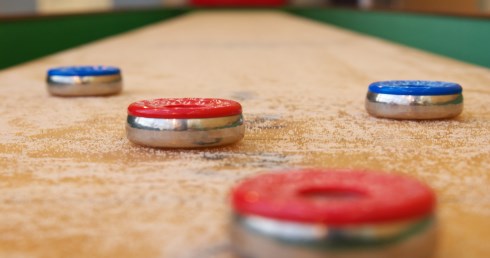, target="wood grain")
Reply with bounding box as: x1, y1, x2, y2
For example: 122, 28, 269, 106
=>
0, 11, 489, 258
